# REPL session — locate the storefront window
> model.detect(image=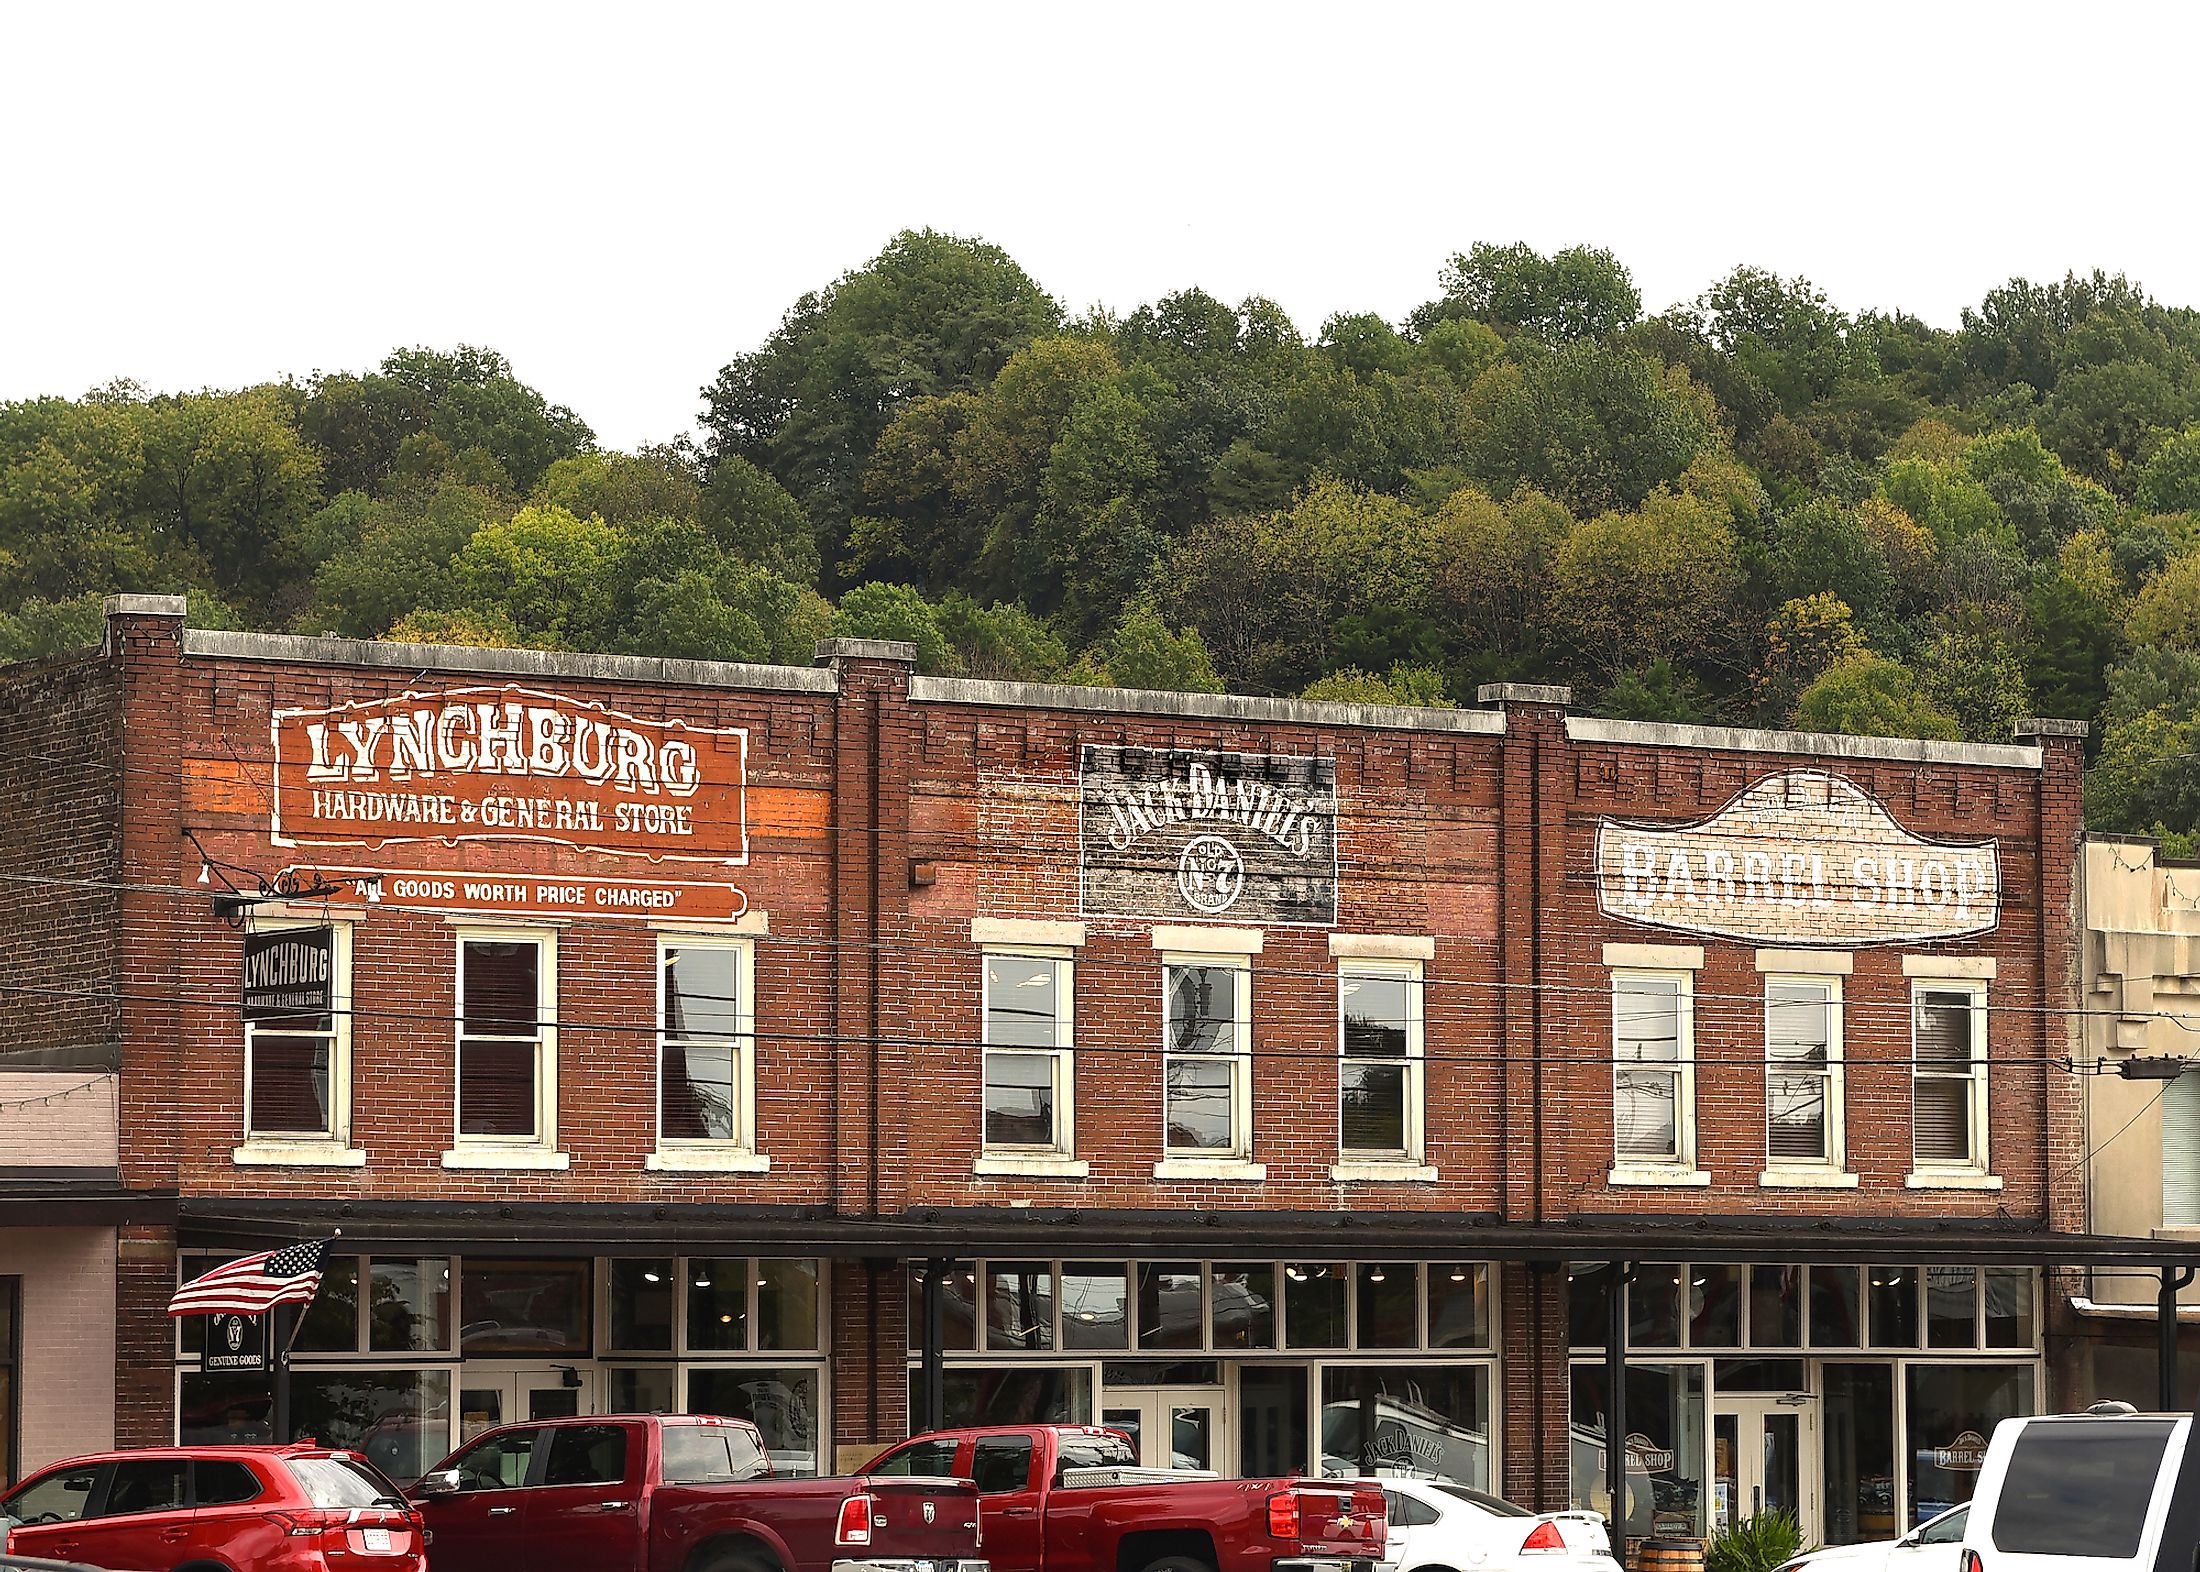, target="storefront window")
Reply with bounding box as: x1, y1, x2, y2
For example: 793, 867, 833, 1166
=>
607, 1366, 675, 1413
371, 1259, 450, 1353
926, 1366, 1092, 1428
295, 1257, 360, 1352
1321, 1365, 1490, 1487
1811, 1267, 1863, 1349
610, 1260, 675, 1351
688, 1259, 748, 1352
1750, 1266, 1803, 1348
1139, 1263, 1204, 1350
1570, 1263, 1614, 1349
1927, 1269, 1978, 1348
1870, 1268, 1919, 1348
687, 1367, 820, 1477
1061, 1264, 1127, 1349
1357, 1265, 1417, 1349
1822, 1362, 1895, 1545
1689, 1266, 1741, 1349
1212, 1266, 1276, 1349
1285, 1264, 1347, 1349
907, 1263, 978, 1351
1429, 1265, 1489, 1349
1984, 1269, 2034, 1348
292, 1369, 450, 1485
1239, 1364, 1309, 1476
758, 1259, 819, 1352
1631, 1266, 1683, 1347
1571, 1362, 1707, 1542
179, 1370, 275, 1446
1905, 1363, 2032, 1526
461, 1258, 587, 1355
987, 1262, 1053, 1350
